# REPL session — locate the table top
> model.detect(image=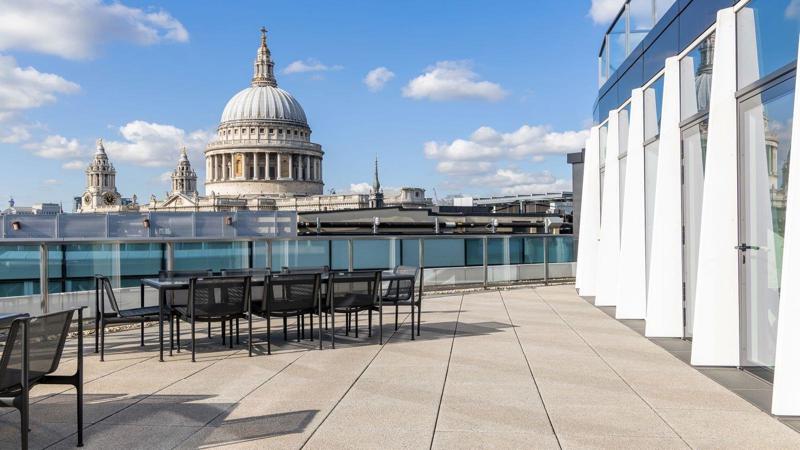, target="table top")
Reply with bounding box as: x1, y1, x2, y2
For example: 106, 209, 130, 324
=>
0, 312, 29, 325
142, 270, 415, 289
